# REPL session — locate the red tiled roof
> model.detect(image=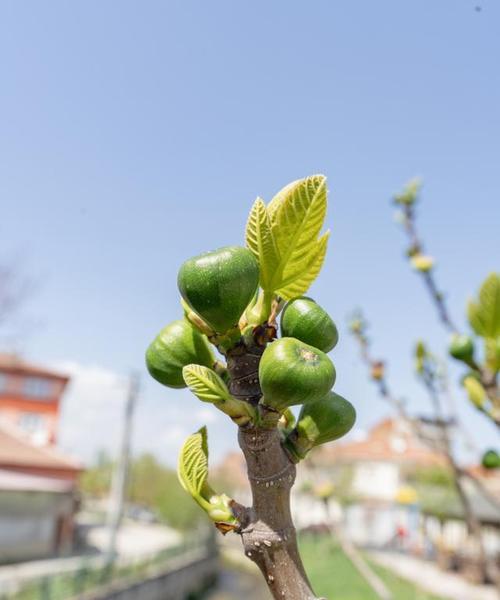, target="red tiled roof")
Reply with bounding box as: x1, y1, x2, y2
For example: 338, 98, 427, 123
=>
318, 418, 446, 467
0, 425, 82, 474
